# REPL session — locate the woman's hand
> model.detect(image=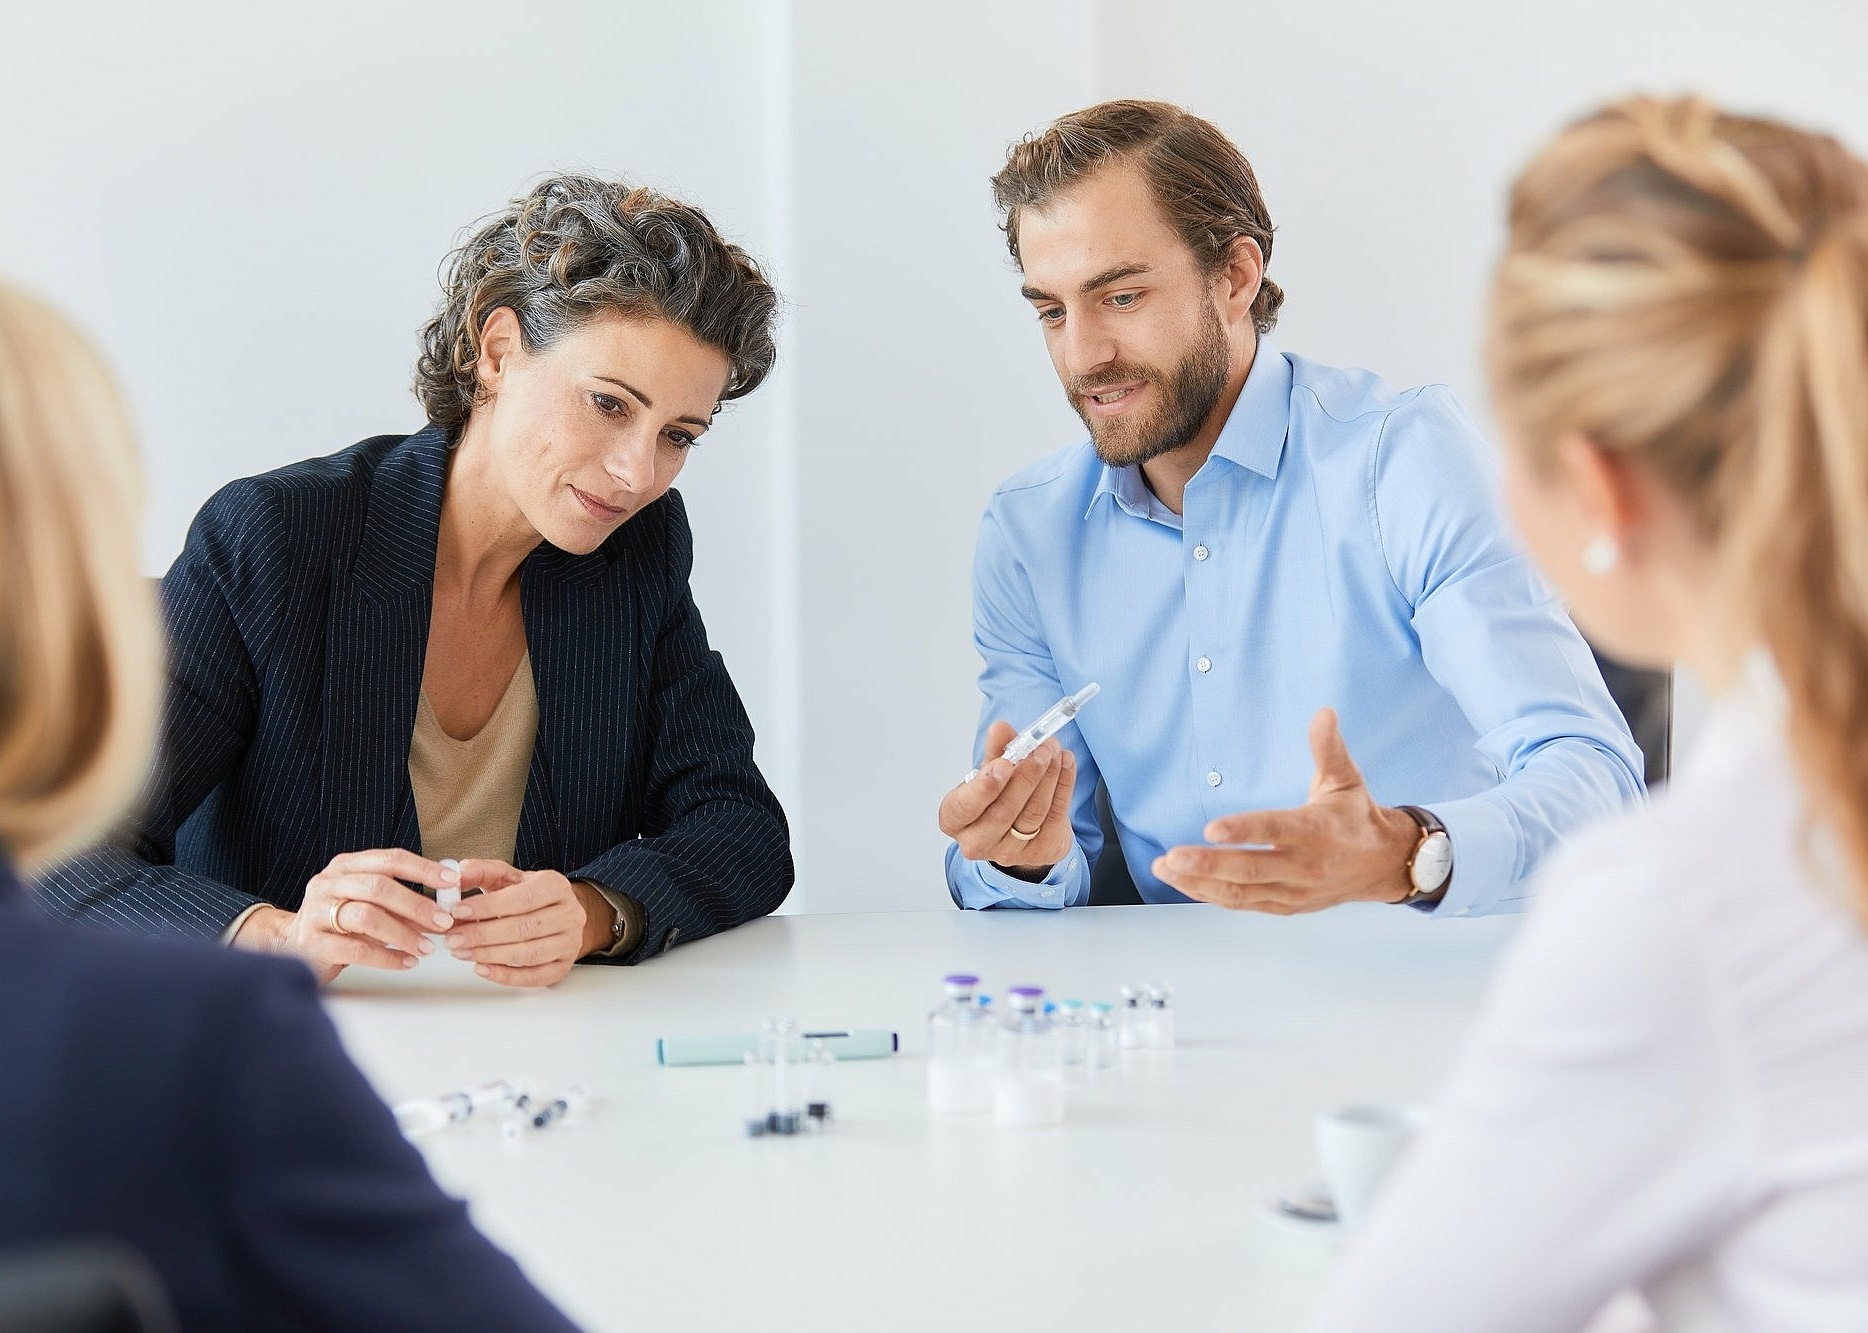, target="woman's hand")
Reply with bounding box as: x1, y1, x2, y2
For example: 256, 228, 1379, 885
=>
442, 861, 604, 988
233, 849, 459, 984
938, 724, 1076, 880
